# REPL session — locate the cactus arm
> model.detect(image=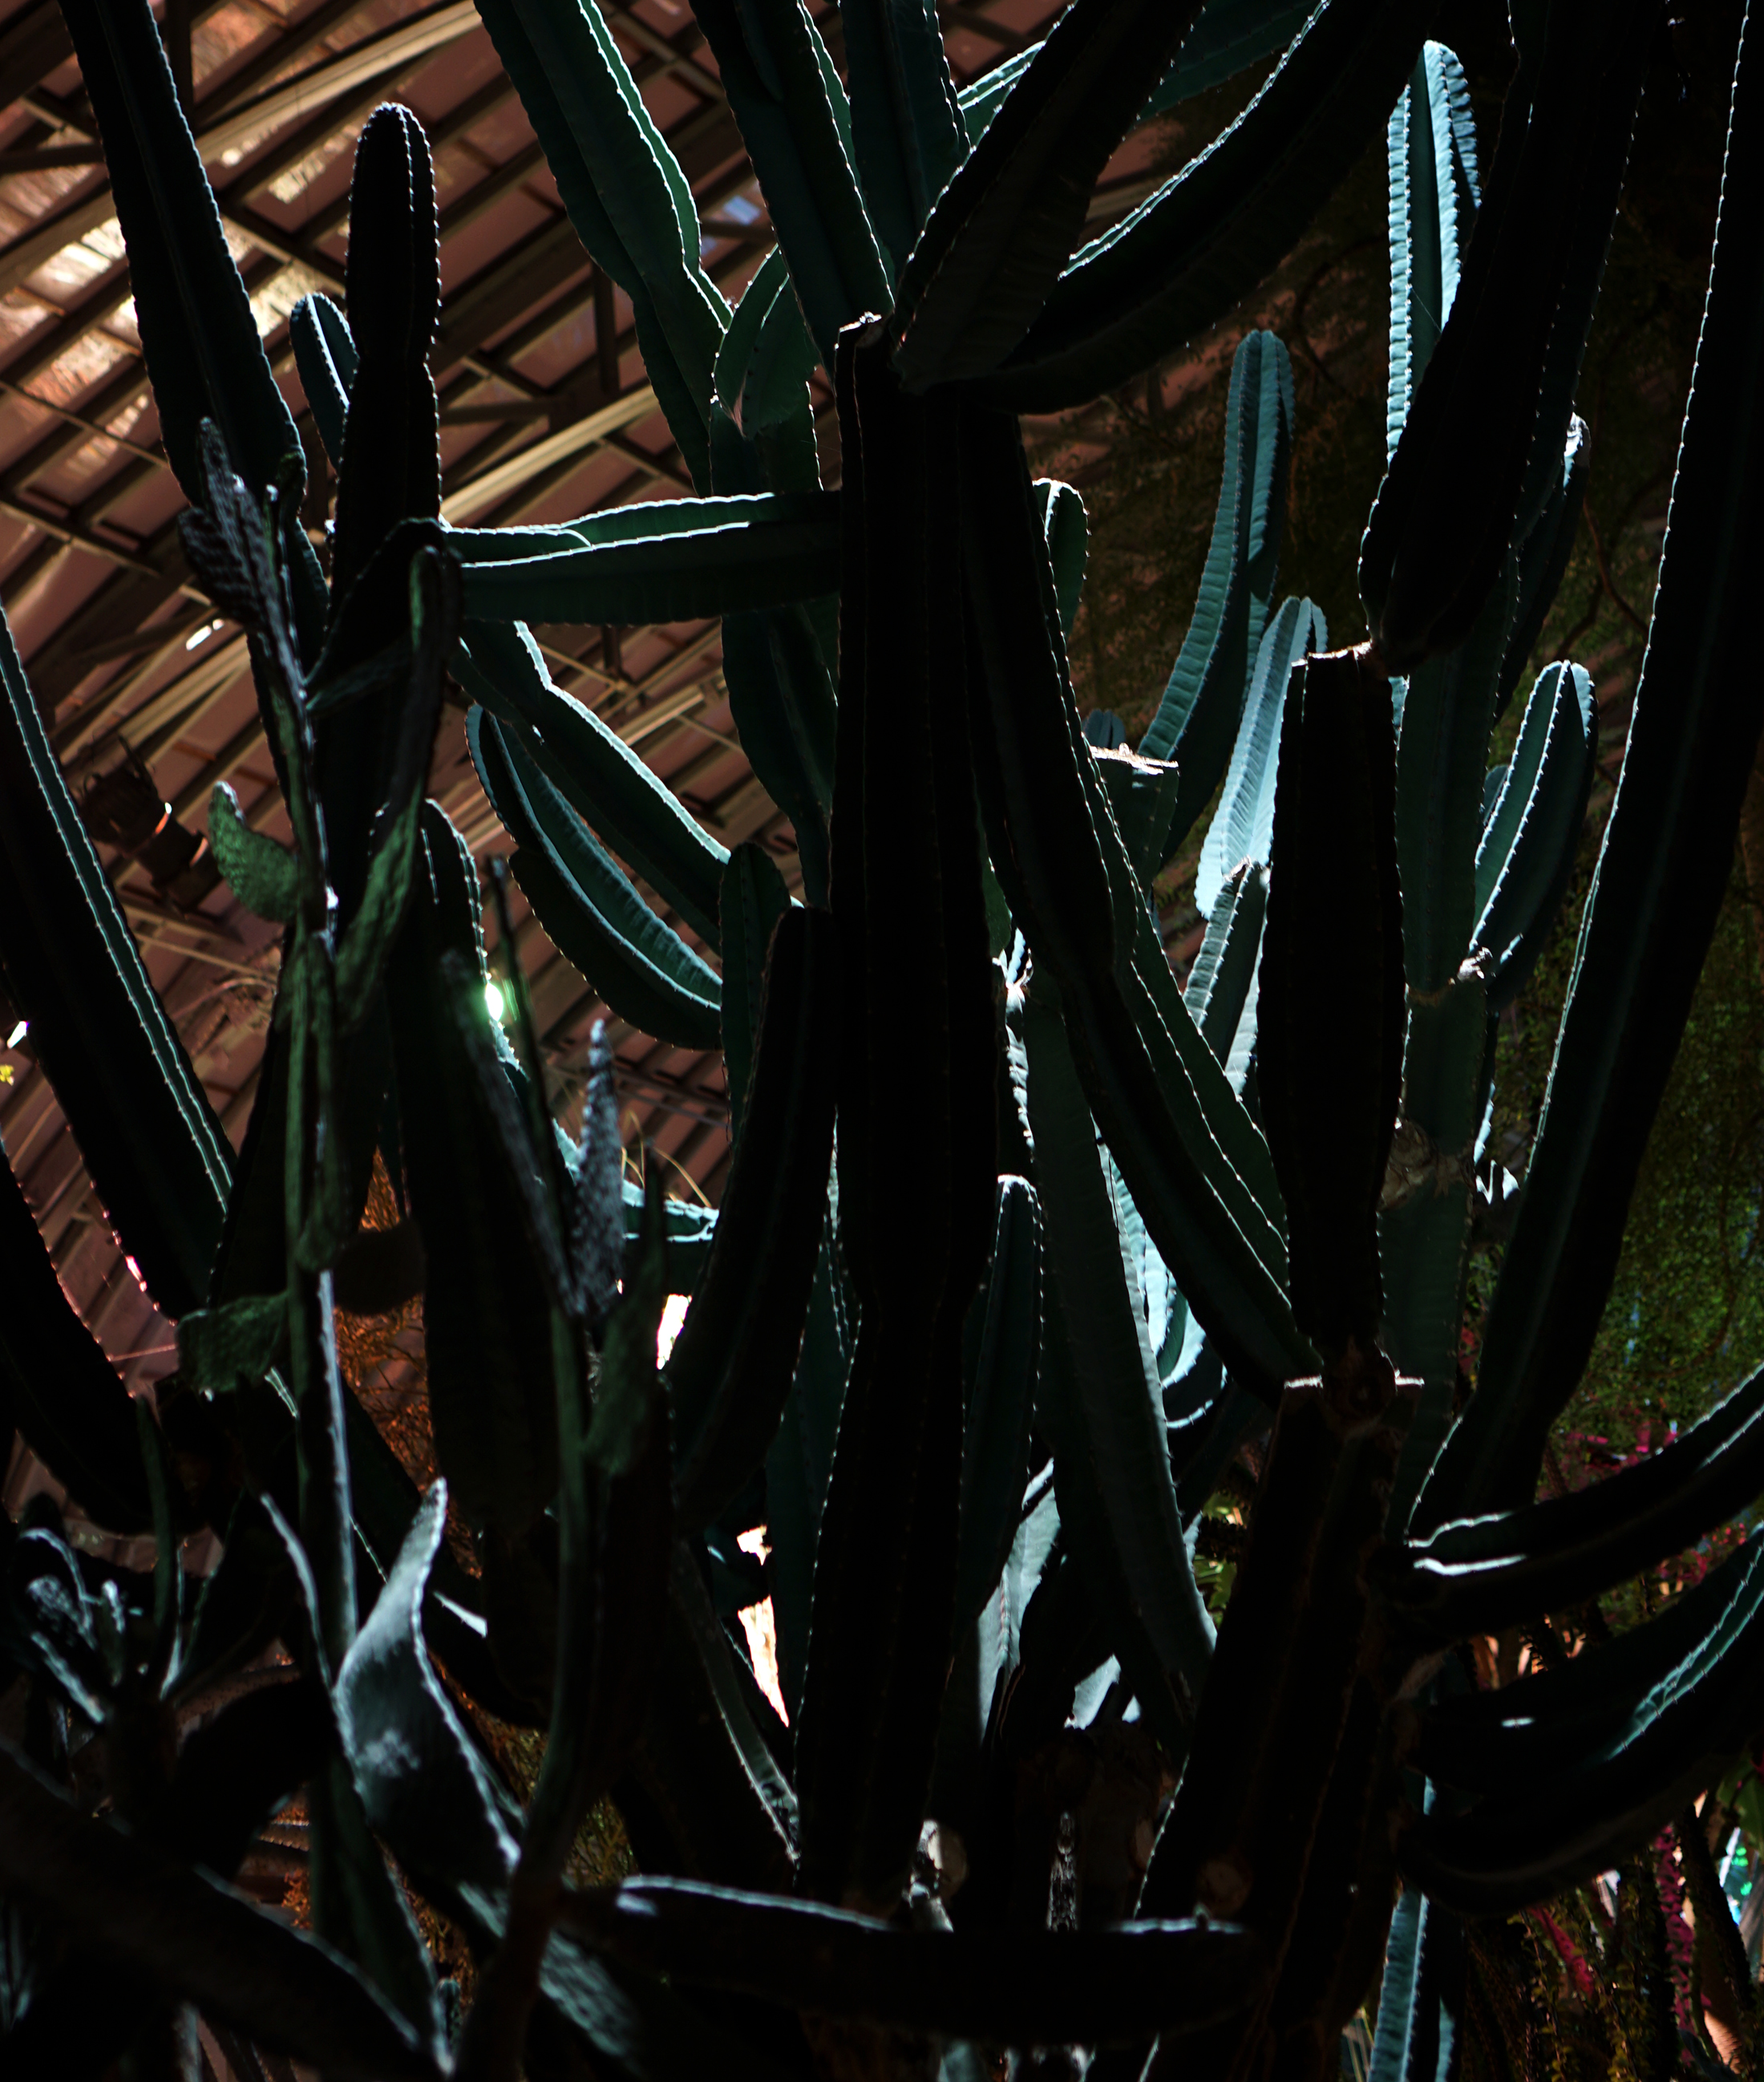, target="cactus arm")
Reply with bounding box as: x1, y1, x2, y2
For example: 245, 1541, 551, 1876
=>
961, 406, 1307, 1391
1377, 971, 1489, 1530
1184, 865, 1269, 1081
669, 909, 839, 1533
687, 0, 891, 364
1035, 477, 1090, 641
718, 842, 791, 1144
452, 621, 728, 946
455, 492, 841, 625
290, 293, 358, 473
328, 109, 442, 610
794, 332, 996, 1914
625, 1545, 799, 1893
960, 1, 1313, 147
1258, 648, 1404, 1358
1413, 1534, 1764, 1814
1416, 4, 1764, 1526
1495, 417, 1590, 720
890, 0, 1208, 390
840, 0, 967, 269
56, 0, 302, 508
1471, 661, 1596, 1007
0, 610, 230, 1318
1402, 1541, 1764, 1914
952, 1177, 1043, 1638
561, 1879, 1265, 2042
467, 0, 722, 485
1026, 993, 1216, 1750
1380, 1355, 1764, 1638
1366, 1883, 1466, 2082
1141, 0, 1320, 115
1194, 594, 1324, 920
1134, 334, 1295, 871
763, 1224, 851, 1721
983, 0, 1426, 415
1385, 43, 1479, 460
384, 808, 562, 1537
0, 1152, 153, 1532
467, 710, 722, 1048
1361, 0, 1656, 672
